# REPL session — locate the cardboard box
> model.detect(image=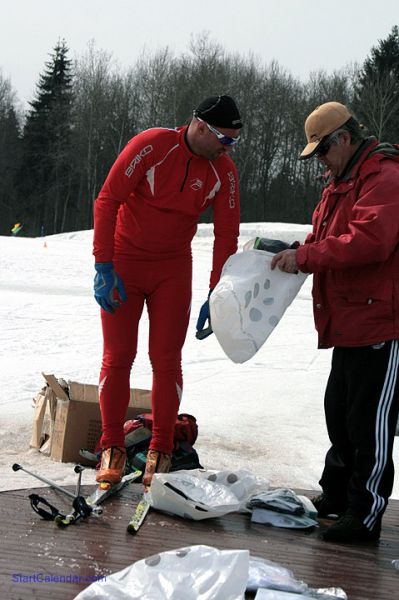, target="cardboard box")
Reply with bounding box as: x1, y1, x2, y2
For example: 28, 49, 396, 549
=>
36, 374, 151, 464
30, 384, 58, 455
